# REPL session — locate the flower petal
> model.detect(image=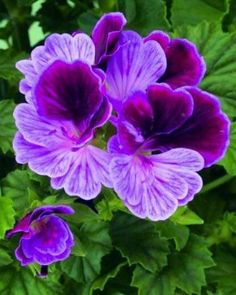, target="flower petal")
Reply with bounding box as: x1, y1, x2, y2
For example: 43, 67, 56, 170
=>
13, 133, 75, 178
34, 60, 103, 133
158, 88, 230, 167
145, 32, 206, 89
92, 12, 127, 63
14, 104, 65, 147
51, 145, 112, 199
110, 148, 203, 221
106, 36, 166, 106
31, 33, 95, 72
147, 83, 193, 133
